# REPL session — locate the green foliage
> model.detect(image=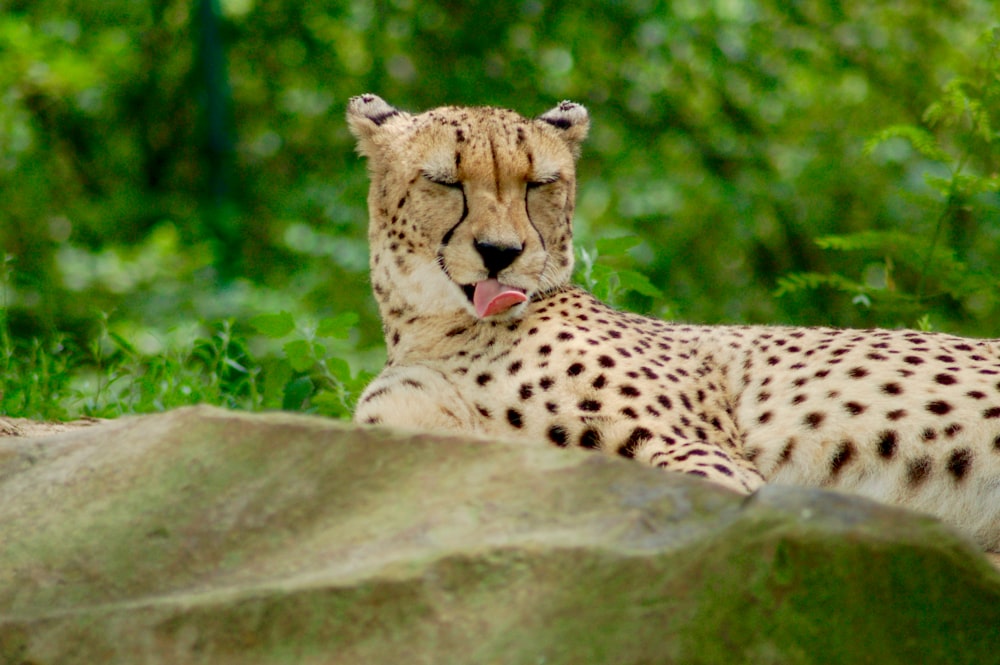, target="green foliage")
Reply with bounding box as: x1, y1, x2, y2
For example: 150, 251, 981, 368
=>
0, 1, 998, 419
575, 236, 670, 315
249, 309, 370, 417
778, 29, 1000, 328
